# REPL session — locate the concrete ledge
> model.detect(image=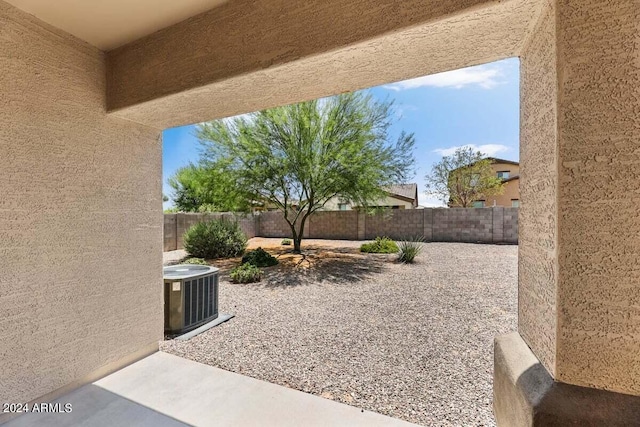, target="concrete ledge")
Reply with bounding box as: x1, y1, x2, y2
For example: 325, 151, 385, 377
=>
494, 333, 640, 426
